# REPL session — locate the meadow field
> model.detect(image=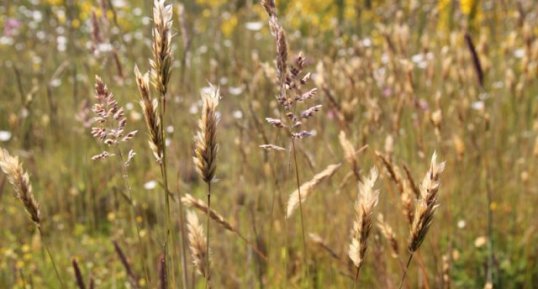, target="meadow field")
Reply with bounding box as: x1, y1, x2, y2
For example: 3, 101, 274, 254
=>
0, 0, 537, 288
